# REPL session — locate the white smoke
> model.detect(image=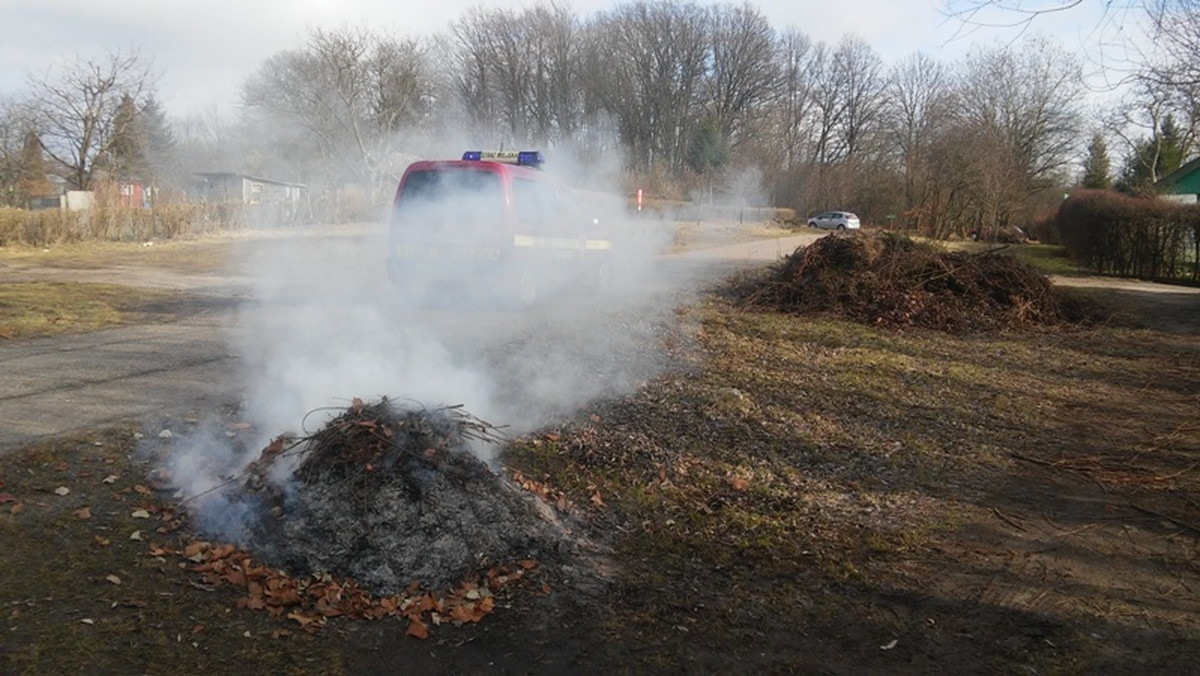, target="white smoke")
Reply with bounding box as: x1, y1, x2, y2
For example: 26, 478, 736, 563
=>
163, 142, 728, 516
